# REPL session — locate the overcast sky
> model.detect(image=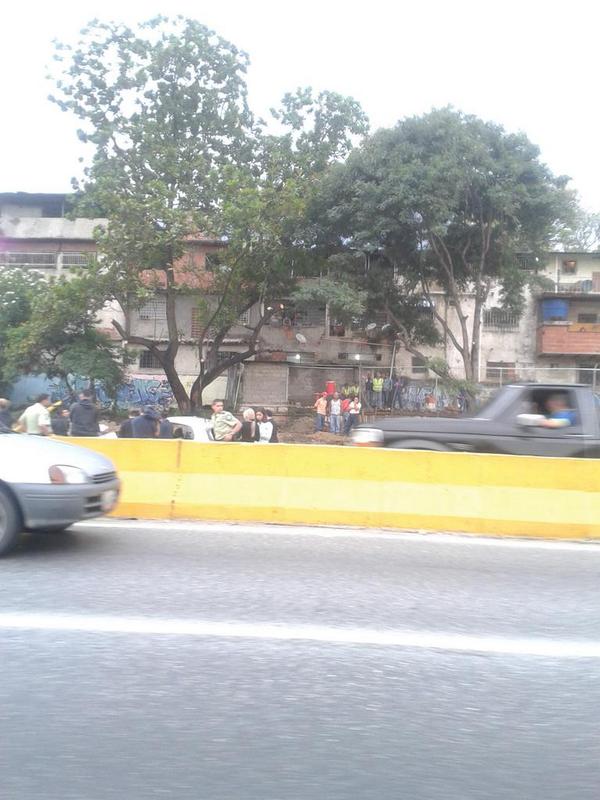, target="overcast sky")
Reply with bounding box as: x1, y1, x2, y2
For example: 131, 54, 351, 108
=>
3, 0, 598, 209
